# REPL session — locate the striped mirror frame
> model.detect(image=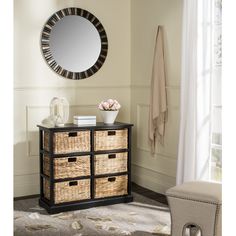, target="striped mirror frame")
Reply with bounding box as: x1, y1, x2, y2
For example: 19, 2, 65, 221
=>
41, 8, 108, 80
